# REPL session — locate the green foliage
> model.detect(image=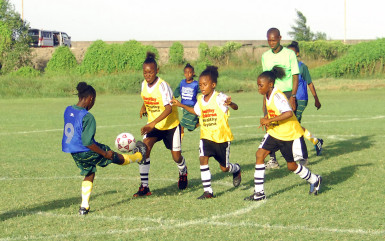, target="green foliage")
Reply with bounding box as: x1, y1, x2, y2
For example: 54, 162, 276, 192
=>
45, 46, 77, 72
197, 41, 242, 67
311, 39, 385, 78
79, 40, 158, 74
288, 10, 327, 41
8, 66, 40, 77
298, 40, 350, 60
0, 0, 31, 74
169, 42, 184, 65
